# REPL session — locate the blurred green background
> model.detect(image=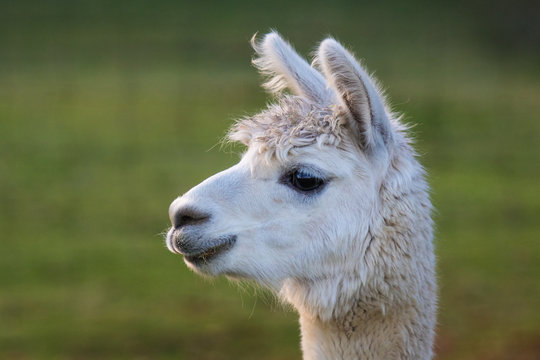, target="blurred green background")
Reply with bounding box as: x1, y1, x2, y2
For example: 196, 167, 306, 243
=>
1, 0, 539, 359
